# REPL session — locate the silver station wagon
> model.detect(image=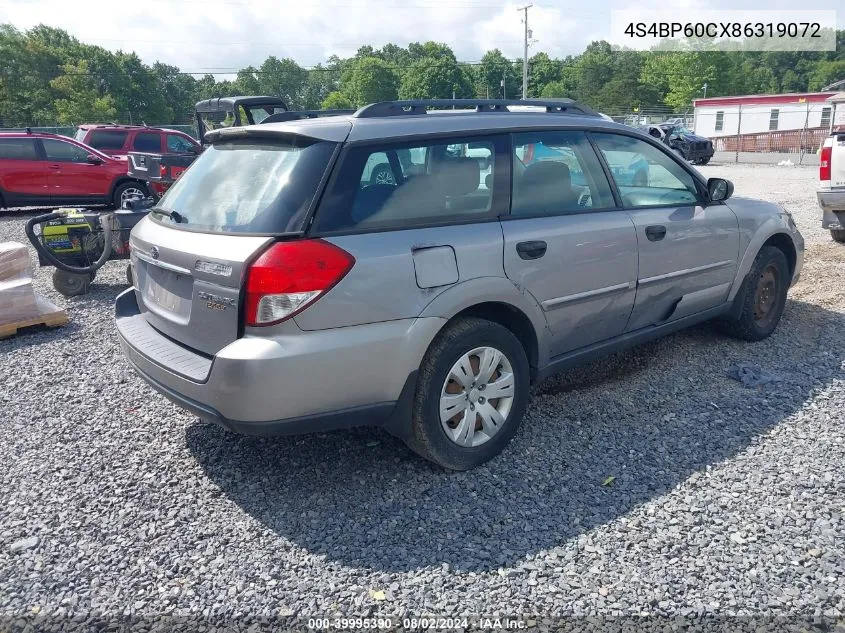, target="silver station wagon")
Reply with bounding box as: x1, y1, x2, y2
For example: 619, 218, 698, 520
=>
115, 99, 804, 470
